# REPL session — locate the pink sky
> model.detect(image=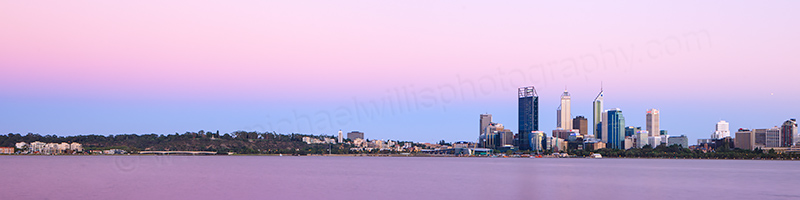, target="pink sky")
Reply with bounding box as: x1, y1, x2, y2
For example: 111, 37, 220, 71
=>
1, 1, 799, 142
